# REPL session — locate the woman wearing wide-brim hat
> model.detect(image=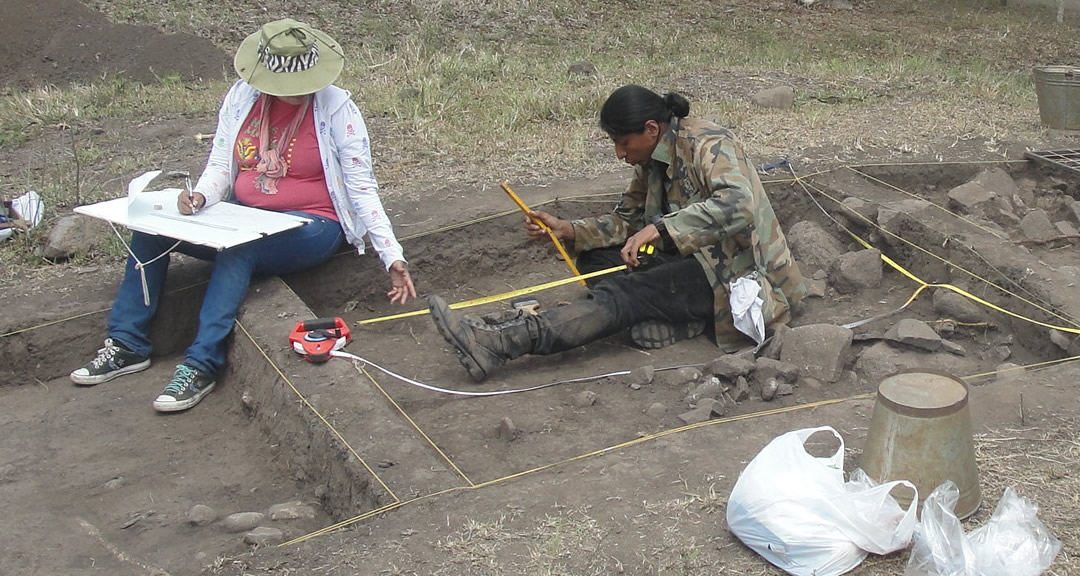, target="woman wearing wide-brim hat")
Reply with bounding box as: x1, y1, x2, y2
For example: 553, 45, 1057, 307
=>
71, 18, 417, 413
